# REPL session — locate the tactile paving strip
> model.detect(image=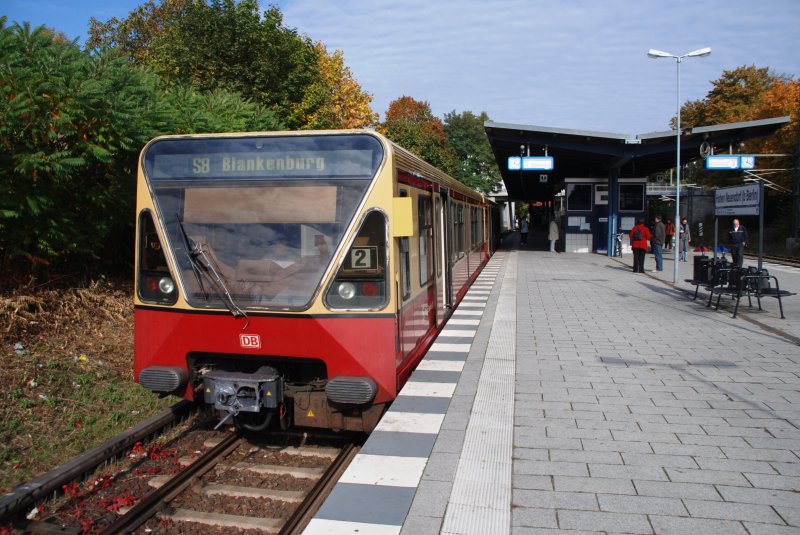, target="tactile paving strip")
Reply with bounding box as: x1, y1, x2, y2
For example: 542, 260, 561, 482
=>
441, 252, 516, 535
